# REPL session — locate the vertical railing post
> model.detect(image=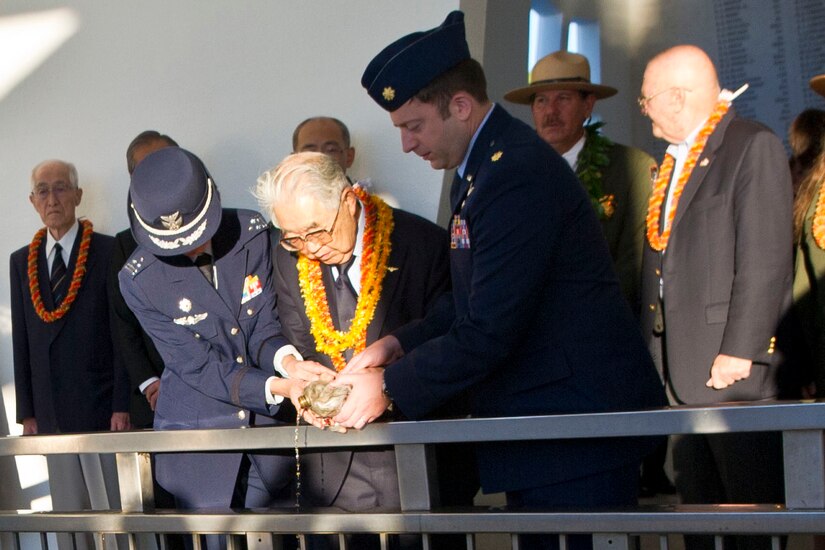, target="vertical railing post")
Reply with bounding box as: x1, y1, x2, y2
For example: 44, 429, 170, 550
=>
116, 452, 155, 512
782, 429, 825, 508
394, 444, 439, 511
